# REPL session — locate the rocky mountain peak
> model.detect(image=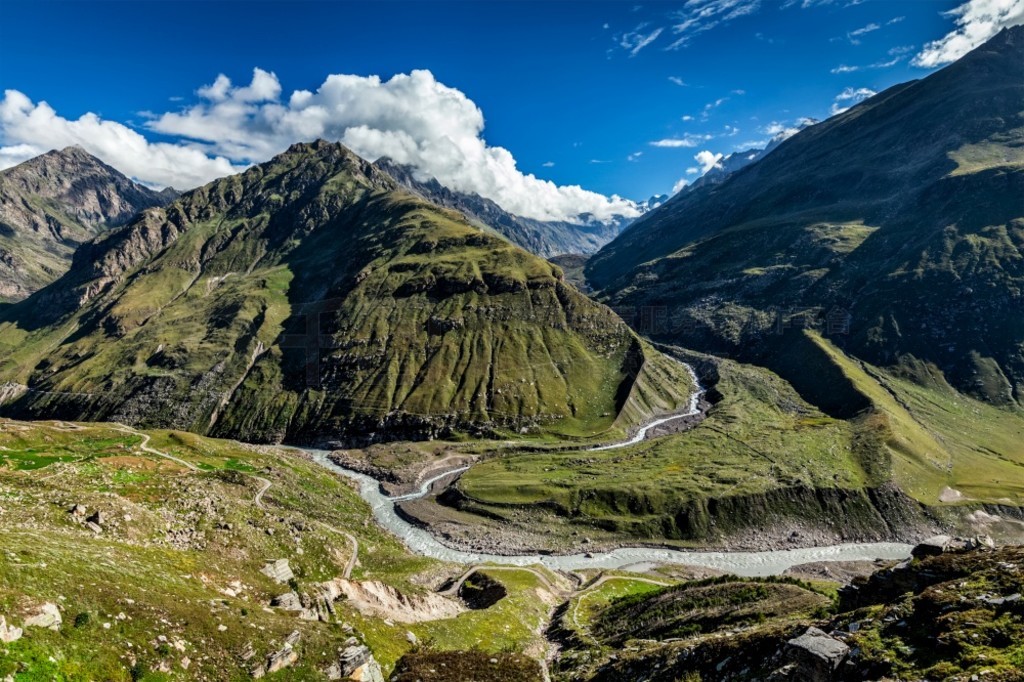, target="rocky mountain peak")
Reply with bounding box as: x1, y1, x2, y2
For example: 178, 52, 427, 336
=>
0, 146, 178, 301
